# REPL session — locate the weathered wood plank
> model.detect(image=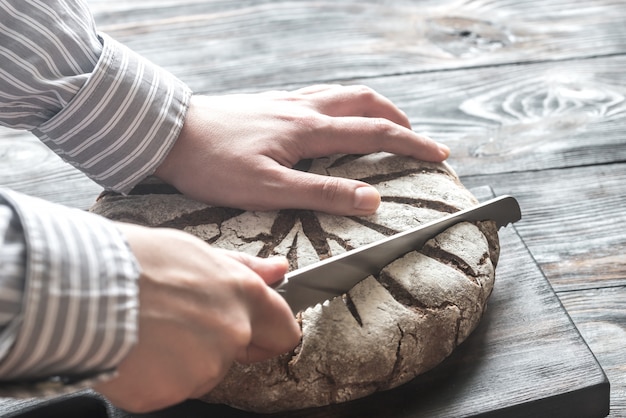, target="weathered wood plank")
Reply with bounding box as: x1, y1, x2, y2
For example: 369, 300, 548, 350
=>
356, 55, 626, 177
0, 128, 101, 209
3, 54, 625, 206
558, 286, 626, 417
84, 0, 626, 93
462, 162, 626, 292
4, 1, 625, 205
